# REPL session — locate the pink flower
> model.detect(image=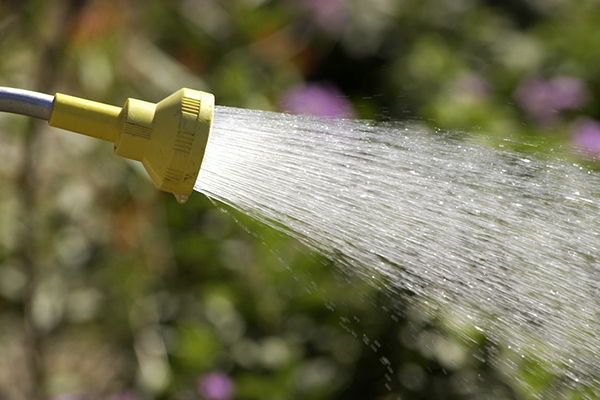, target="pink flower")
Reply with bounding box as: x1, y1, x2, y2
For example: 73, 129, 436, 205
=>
197, 372, 235, 400
453, 74, 491, 103
551, 76, 587, 110
107, 392, 139, 400
296, 0, 349, 35
280, 82, 355, 119
47, 395, 81, 400
572, 118, 600, 156
515, 76, 587, 128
